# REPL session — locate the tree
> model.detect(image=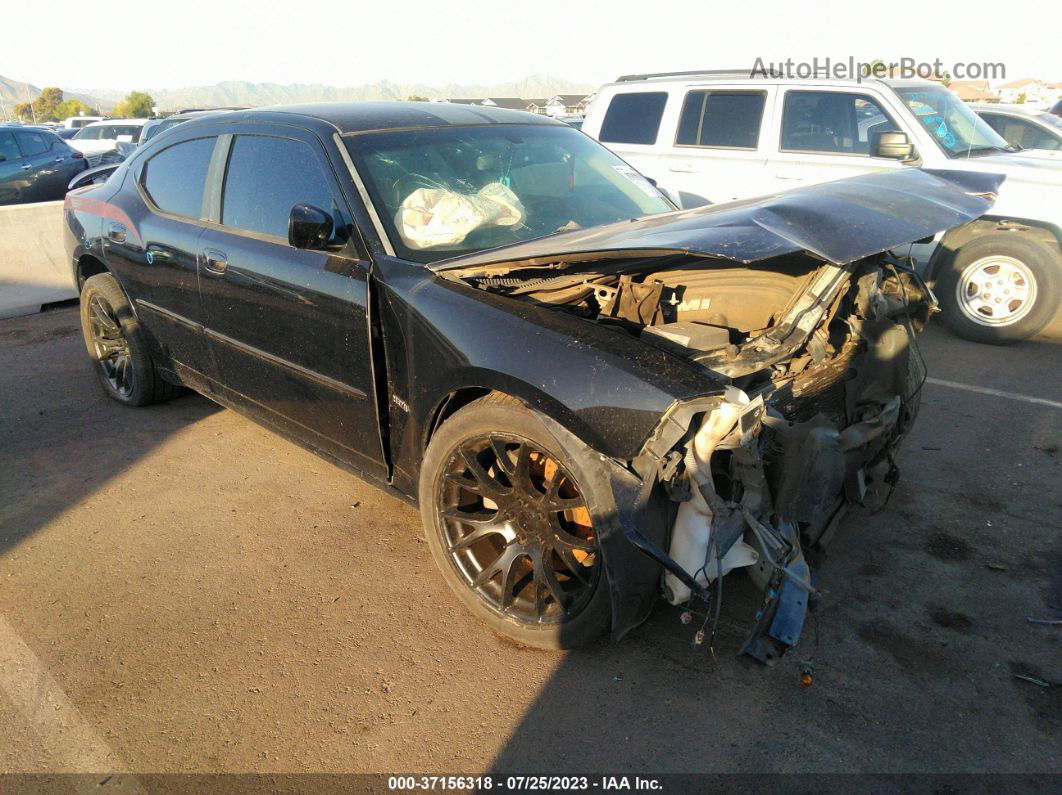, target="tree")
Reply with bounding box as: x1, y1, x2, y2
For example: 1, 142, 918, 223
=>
114, 91, 155, 118
406, 95, 429, 102
54, 99, 93, 120
13, 102, 33, 122
29, 87, 65, 122
1016, 92, 1027, 104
